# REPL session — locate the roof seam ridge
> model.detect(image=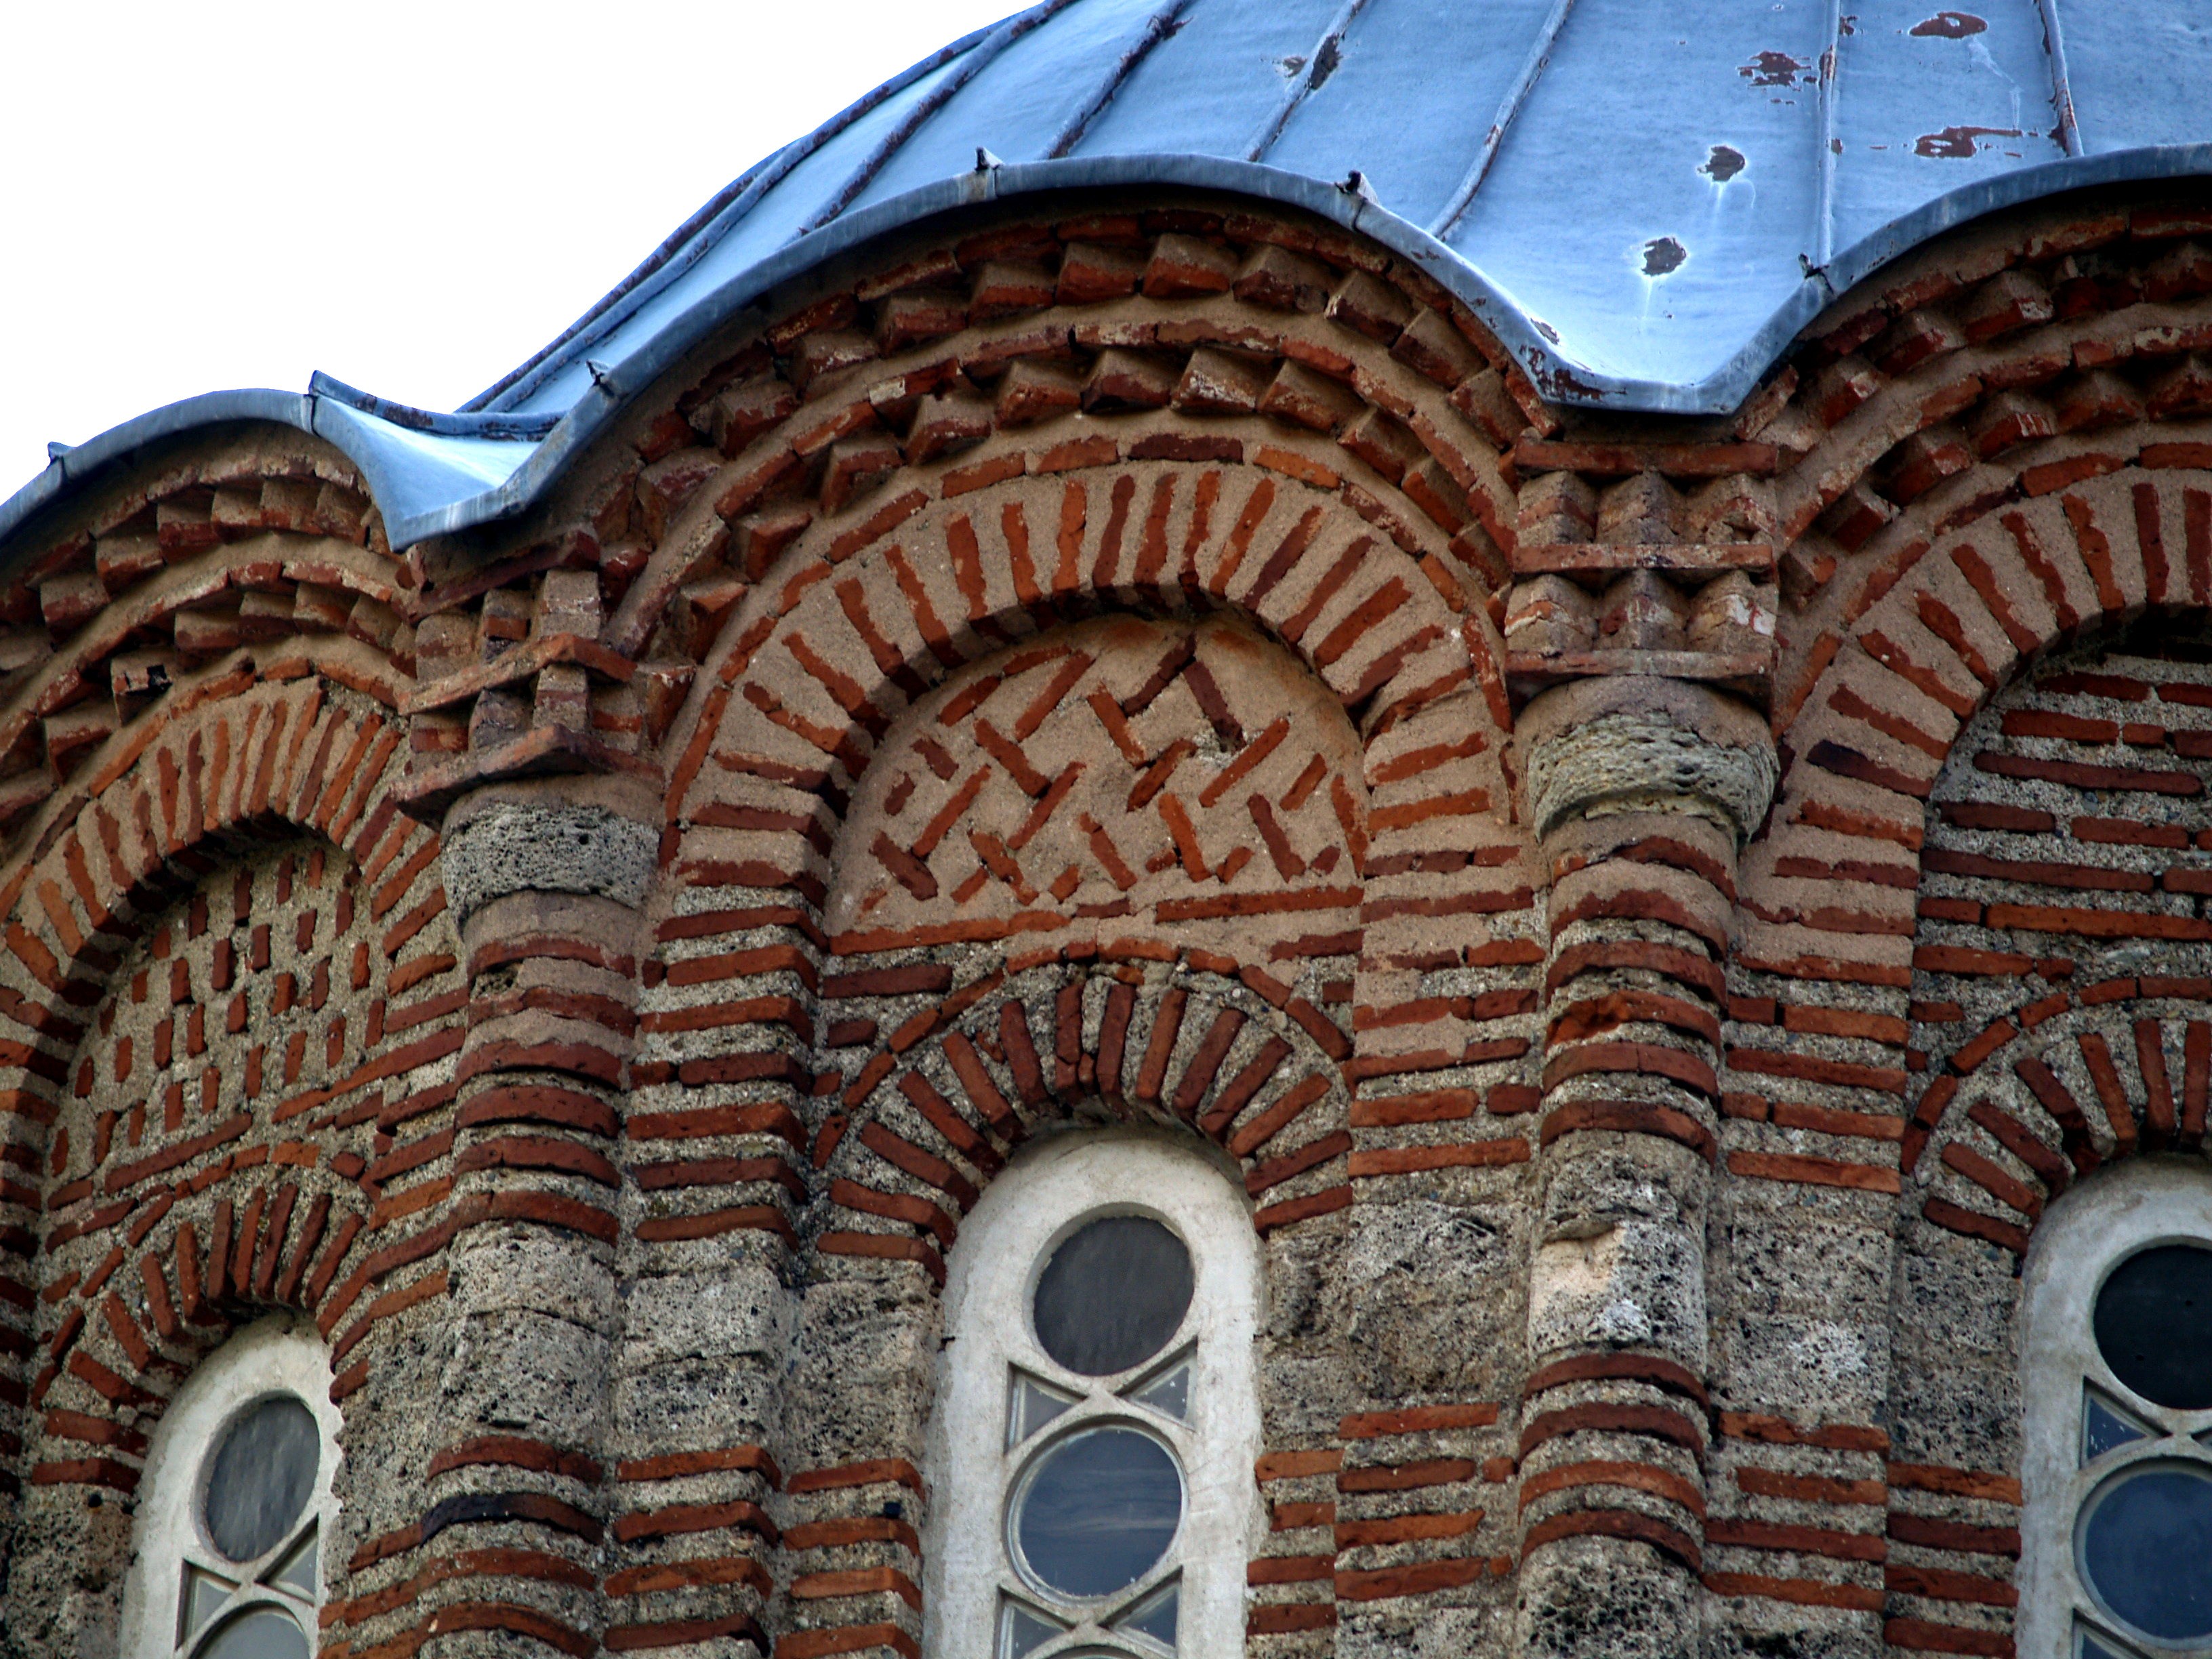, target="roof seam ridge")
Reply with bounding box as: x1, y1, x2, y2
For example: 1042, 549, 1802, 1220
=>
1046, 0, 1194, 161
457, 146, 782, 413
1427, 0, 1576, 239
1814, 0, 1843, 270
1241, 0, 1372, 165
2037, 0, 2083, 157
803, 0, 1086, 235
